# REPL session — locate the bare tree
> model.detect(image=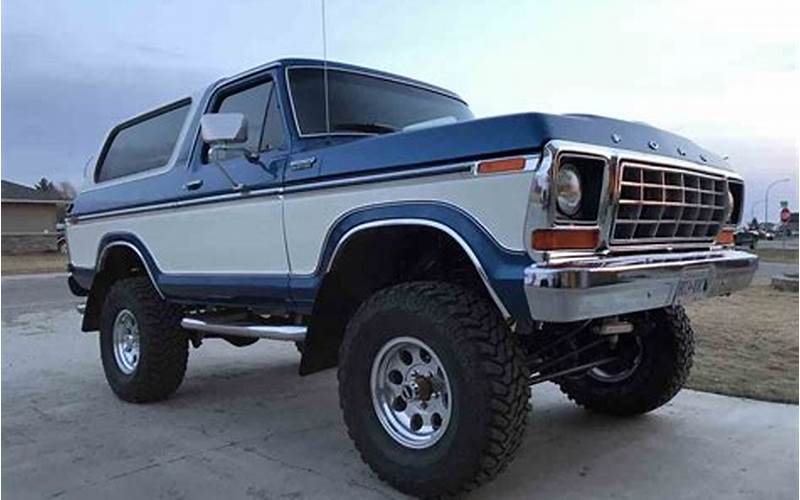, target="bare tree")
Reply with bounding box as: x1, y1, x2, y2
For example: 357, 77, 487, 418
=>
35, 177, 55, 191
57, 181, 78, 200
